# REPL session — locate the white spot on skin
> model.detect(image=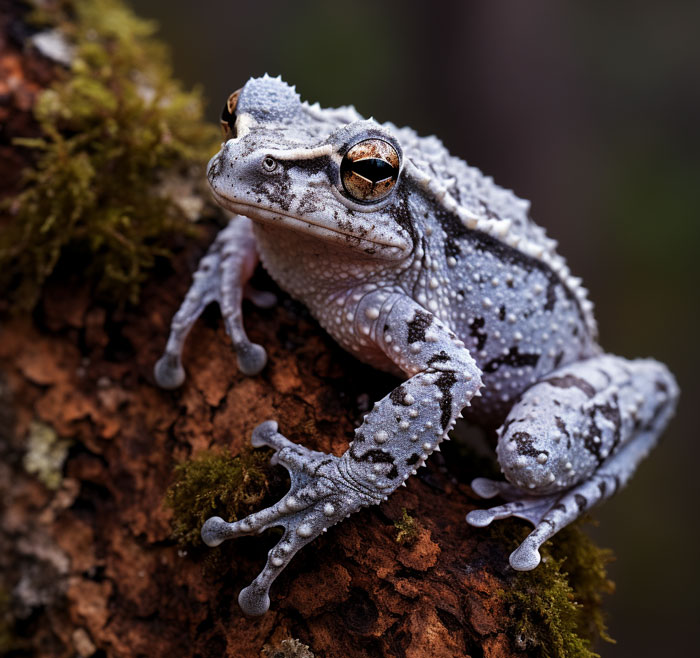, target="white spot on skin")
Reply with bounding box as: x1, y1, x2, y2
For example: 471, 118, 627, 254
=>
365, 307, 380, 319
297, 524, 313, 538
374, 431, 389, 444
